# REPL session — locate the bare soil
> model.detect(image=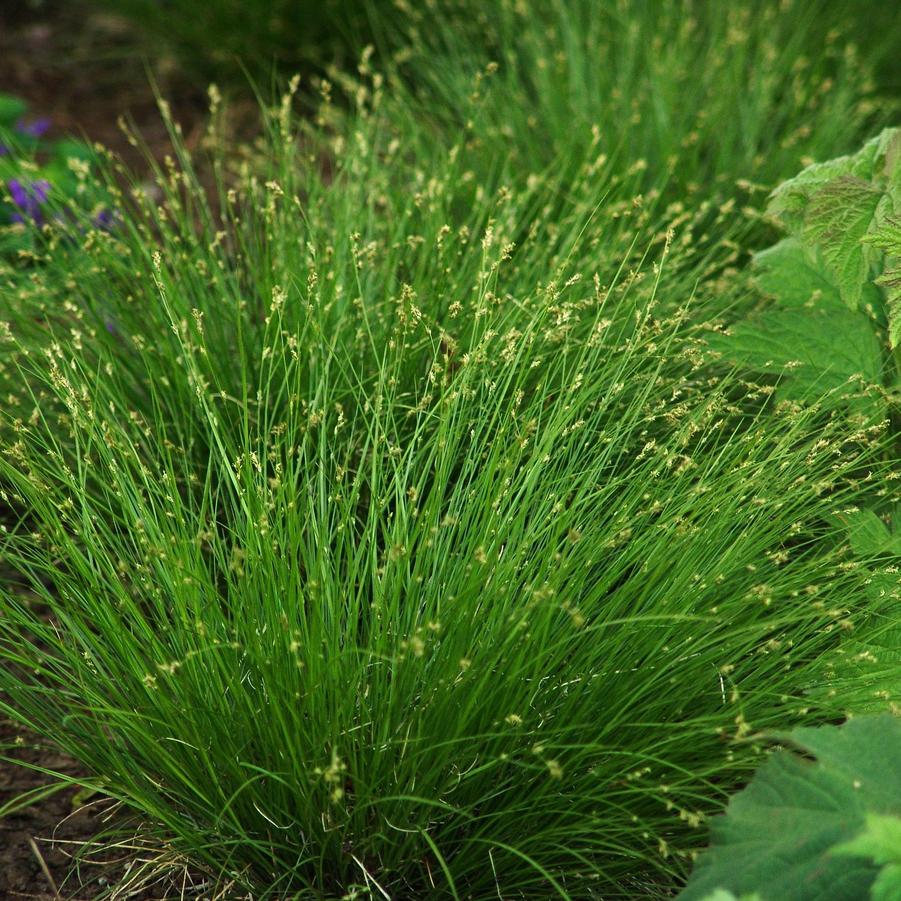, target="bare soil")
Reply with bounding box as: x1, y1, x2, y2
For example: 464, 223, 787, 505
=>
0, 718, 198, 900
